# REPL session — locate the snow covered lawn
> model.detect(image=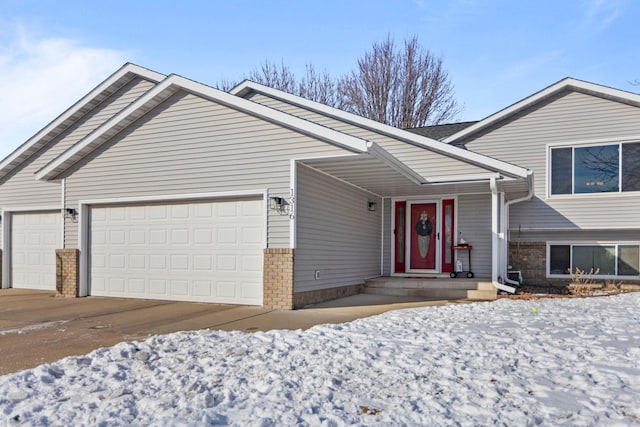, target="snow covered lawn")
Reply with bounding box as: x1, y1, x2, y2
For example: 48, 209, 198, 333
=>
1, 293, 639, 426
